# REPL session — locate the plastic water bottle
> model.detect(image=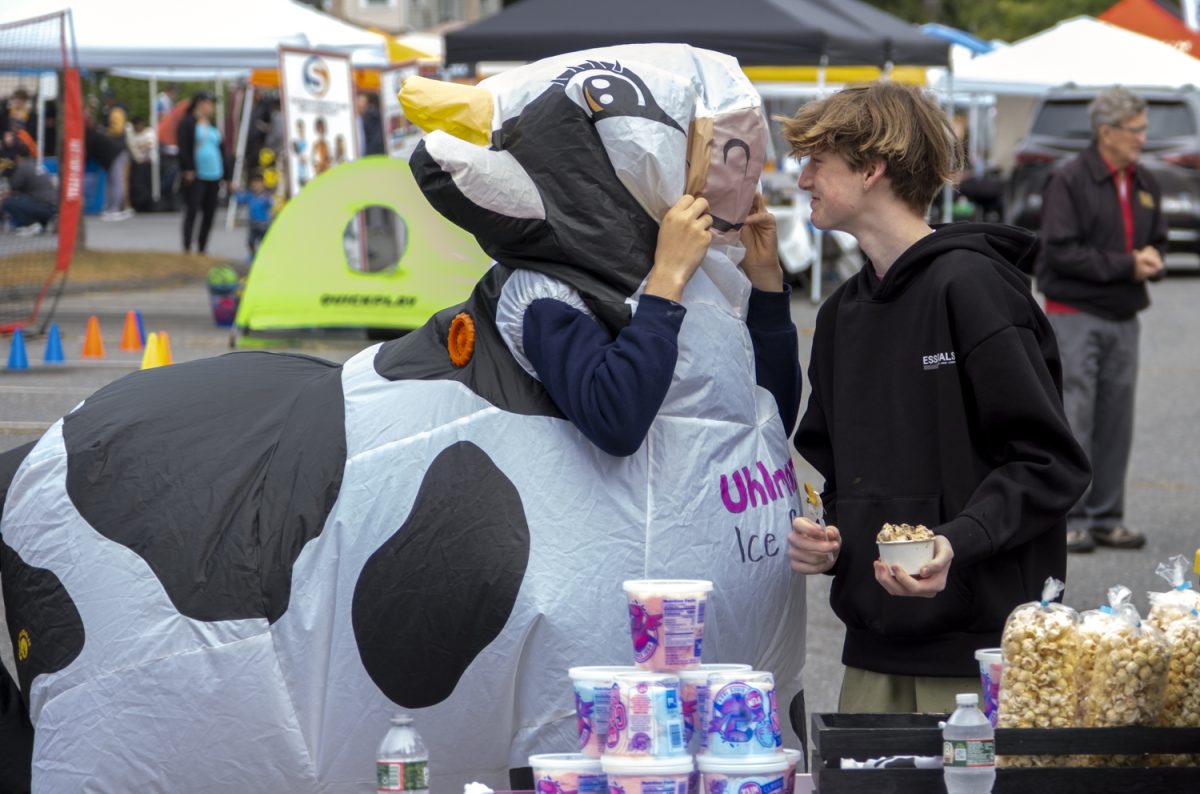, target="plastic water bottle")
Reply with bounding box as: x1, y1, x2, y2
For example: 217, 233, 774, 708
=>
376, 714, 430, 793
942, 692, 995, 794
